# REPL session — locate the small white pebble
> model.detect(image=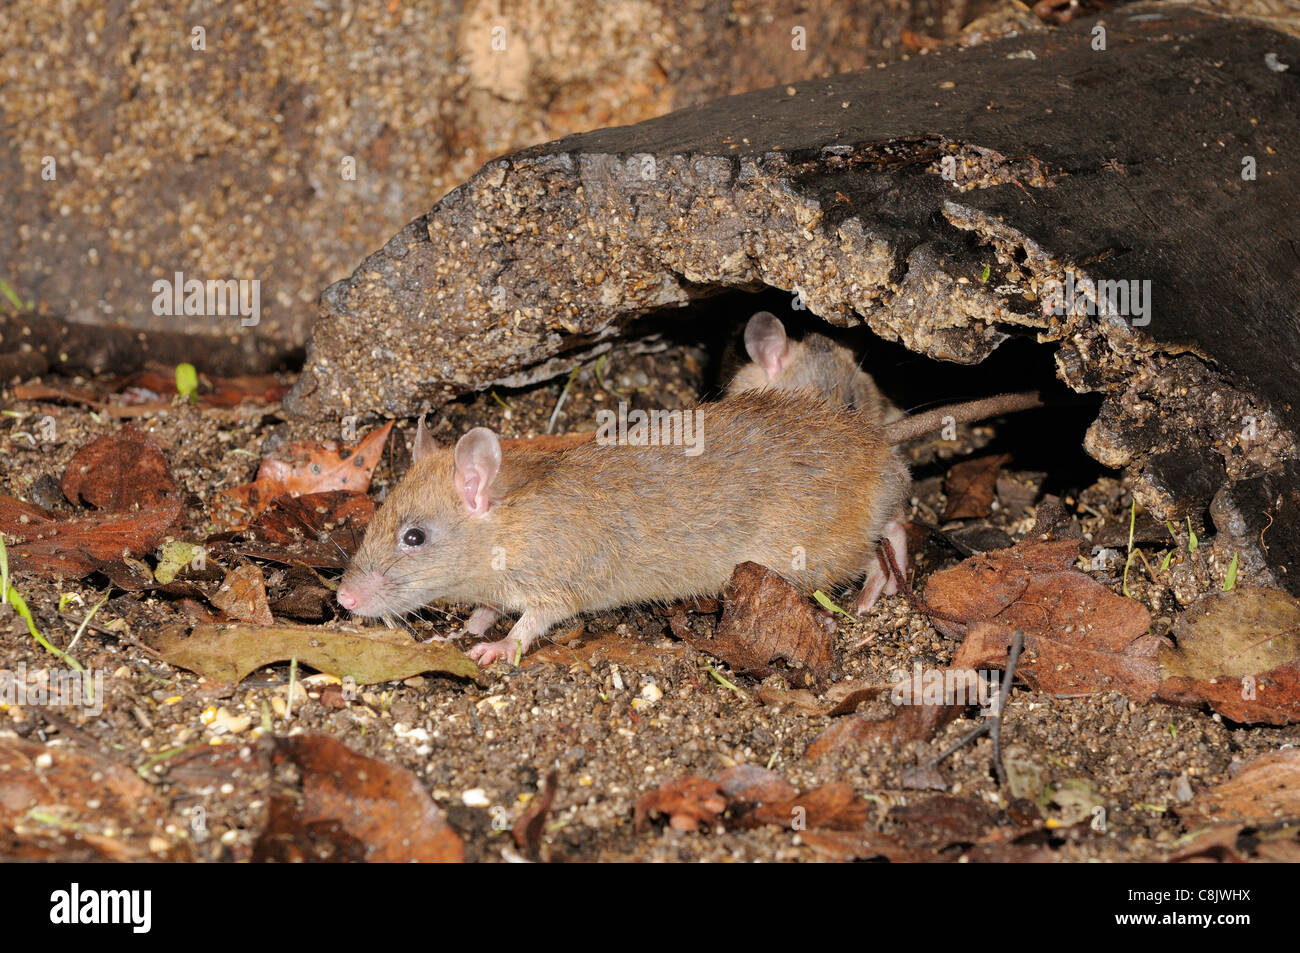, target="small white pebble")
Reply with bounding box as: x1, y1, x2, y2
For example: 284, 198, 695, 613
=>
462, 788, 491, 808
